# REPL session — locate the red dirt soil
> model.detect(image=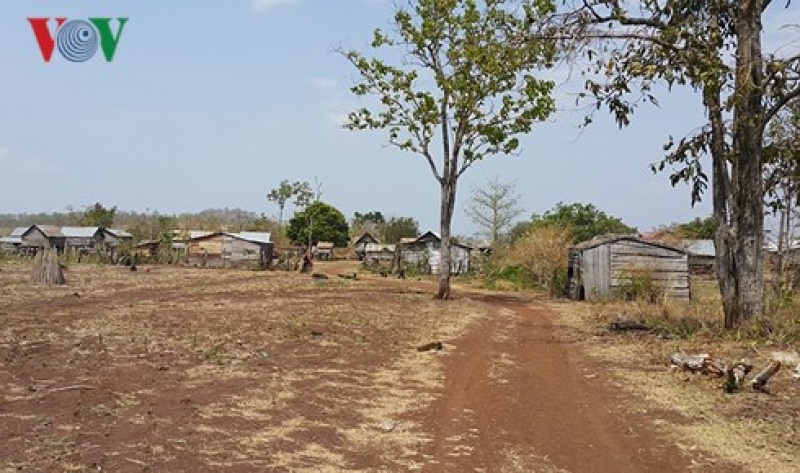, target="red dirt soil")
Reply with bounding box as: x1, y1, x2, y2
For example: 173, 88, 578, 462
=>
412, 294, 743, 472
